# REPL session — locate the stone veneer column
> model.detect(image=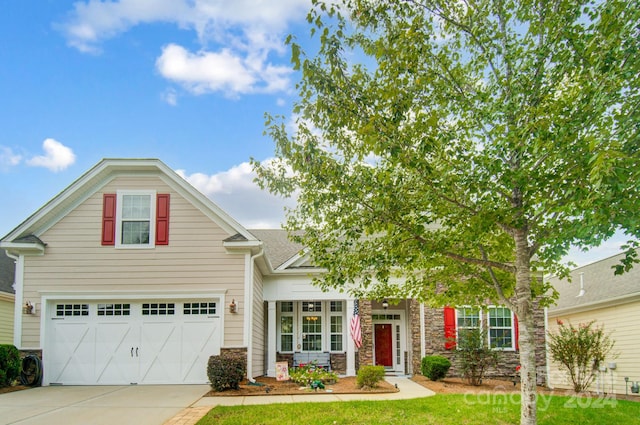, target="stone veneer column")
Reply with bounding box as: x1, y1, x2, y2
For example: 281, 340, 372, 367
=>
409, 299, 423, 375
356, 300, 374, 368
